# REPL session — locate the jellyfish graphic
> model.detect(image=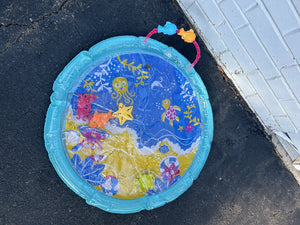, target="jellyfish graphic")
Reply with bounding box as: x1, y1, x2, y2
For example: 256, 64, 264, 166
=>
111, 77, 135, 105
